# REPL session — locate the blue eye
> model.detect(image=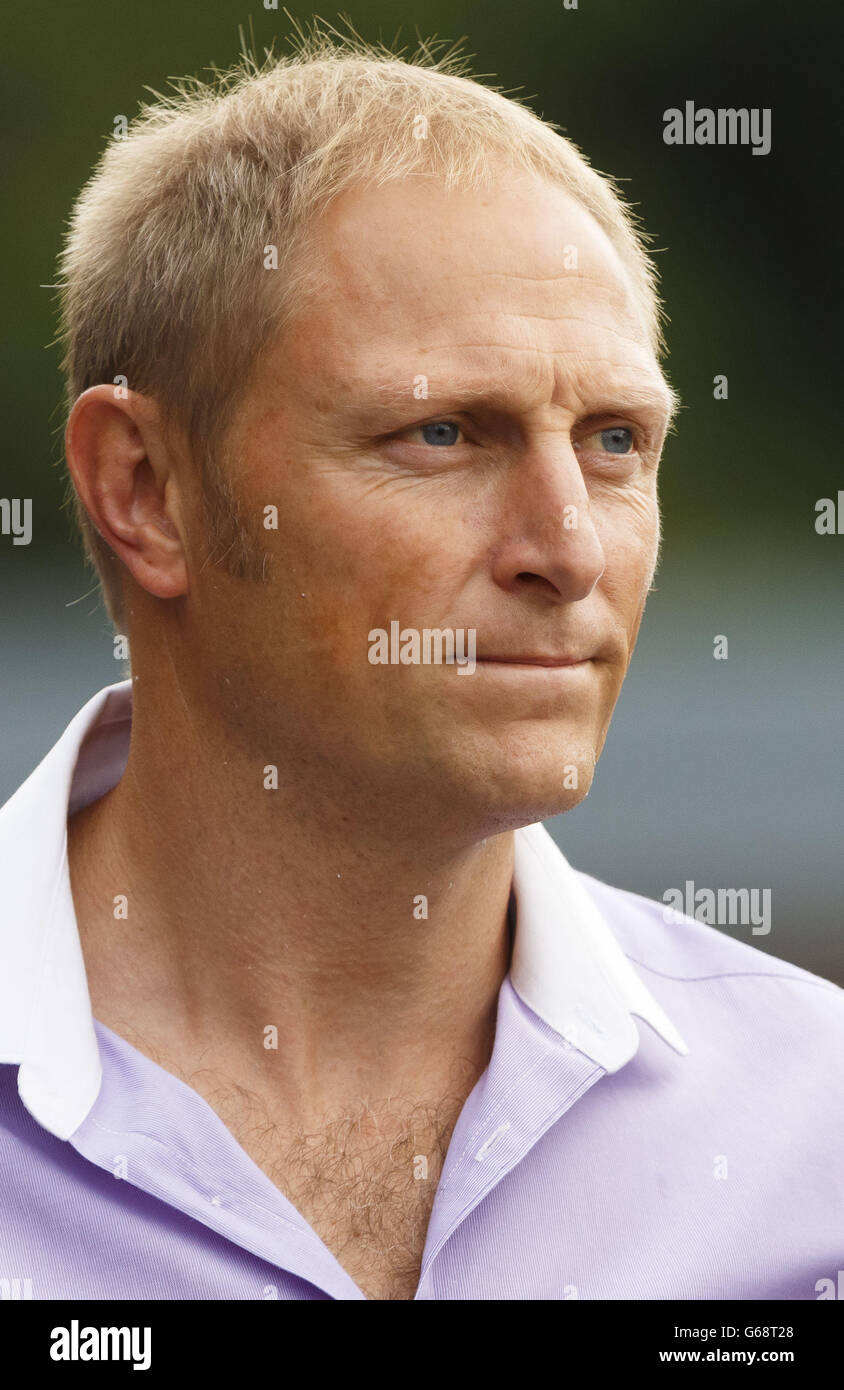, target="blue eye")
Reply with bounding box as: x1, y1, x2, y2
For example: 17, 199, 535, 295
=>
598, 427, 634, 454
420, 421, 461, 446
